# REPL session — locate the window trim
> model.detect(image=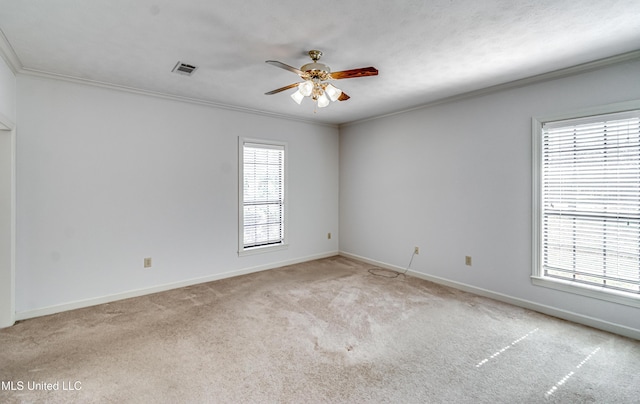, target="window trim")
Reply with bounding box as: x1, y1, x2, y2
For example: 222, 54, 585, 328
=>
238, 137, 288, 256
532, 100, 640, 308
